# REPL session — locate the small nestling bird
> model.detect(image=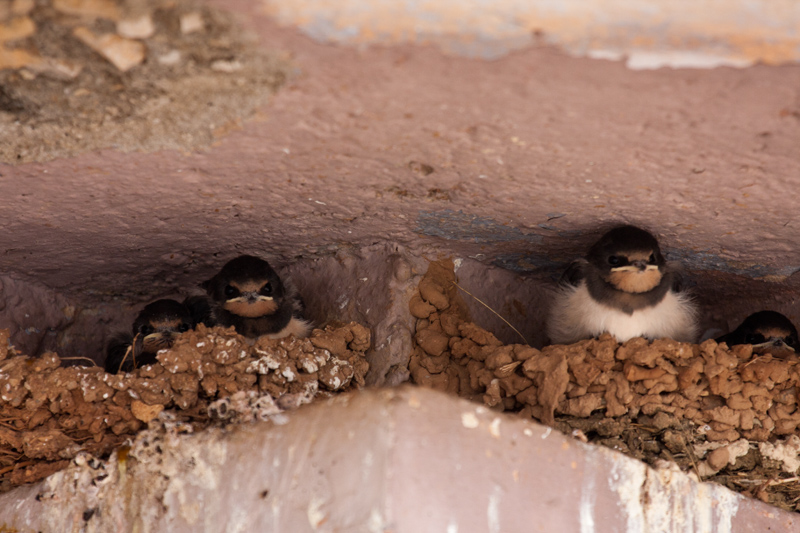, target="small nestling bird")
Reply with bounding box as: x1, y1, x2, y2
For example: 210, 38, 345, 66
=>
716, 311, 799, 358
191, 254, 312, 339
105, 299, 194, 374
547, 225, 698, 344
